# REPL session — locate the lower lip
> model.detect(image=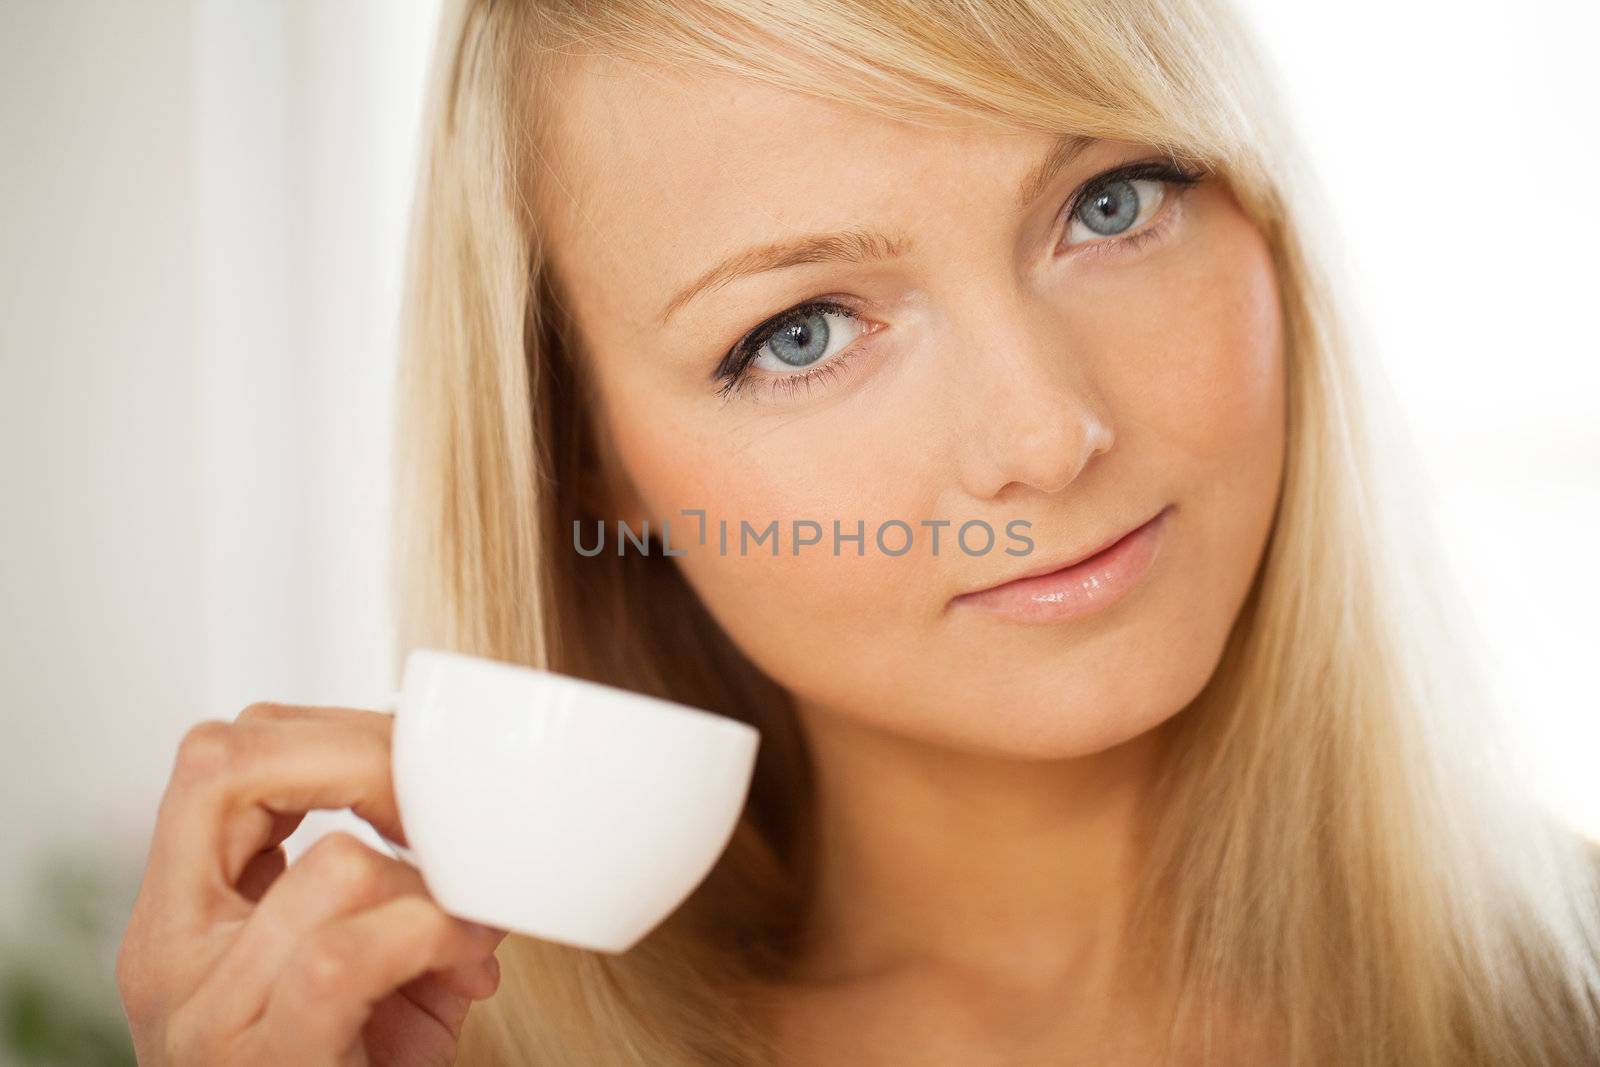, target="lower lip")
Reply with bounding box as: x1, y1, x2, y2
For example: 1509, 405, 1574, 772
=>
949, 505, 1171, 624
